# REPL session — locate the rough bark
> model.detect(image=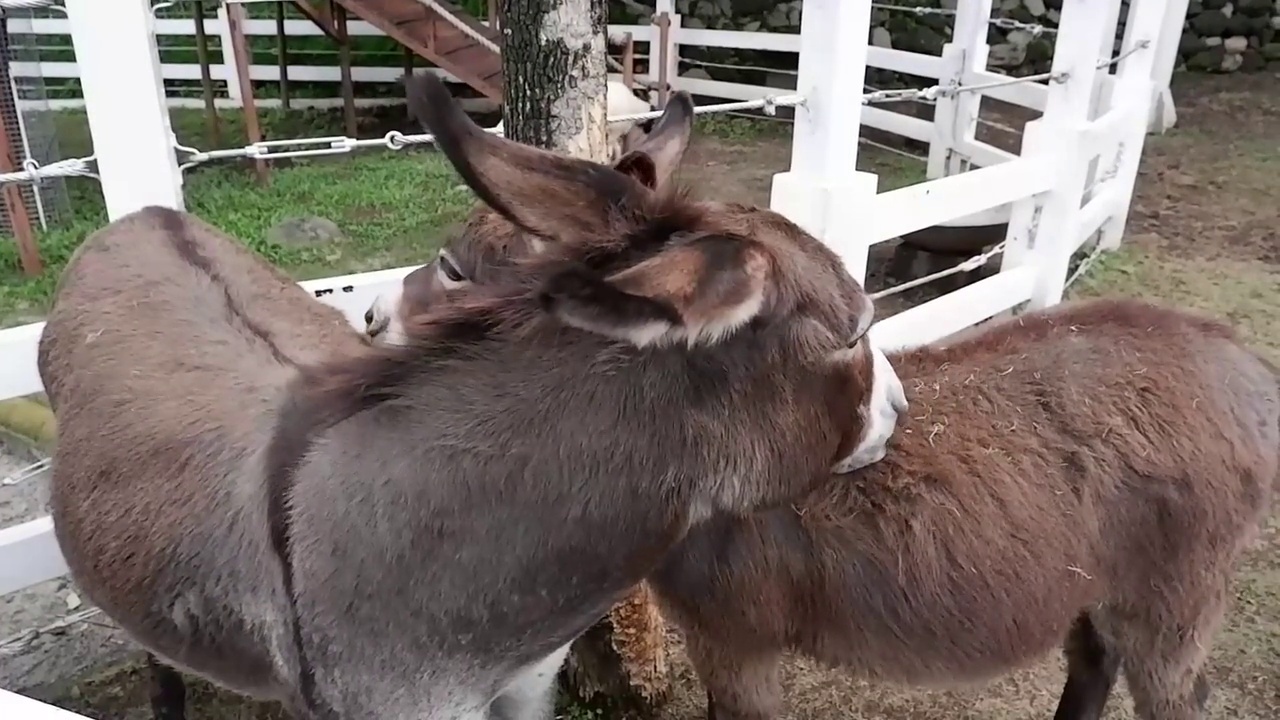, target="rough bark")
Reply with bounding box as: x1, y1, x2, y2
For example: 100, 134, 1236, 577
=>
500, 0, 610, 161
498, 0, 672, 711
